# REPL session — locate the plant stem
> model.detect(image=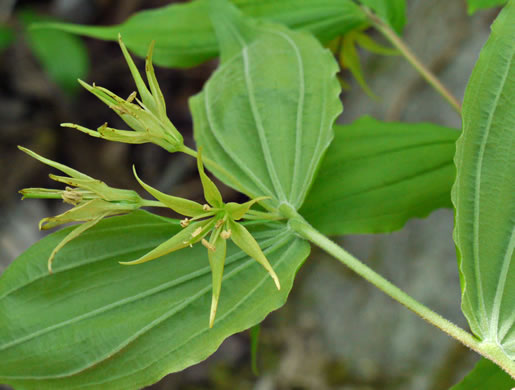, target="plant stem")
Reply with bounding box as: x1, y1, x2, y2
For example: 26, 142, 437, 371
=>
363, 7, 462, 115
280, 205, 515, 377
